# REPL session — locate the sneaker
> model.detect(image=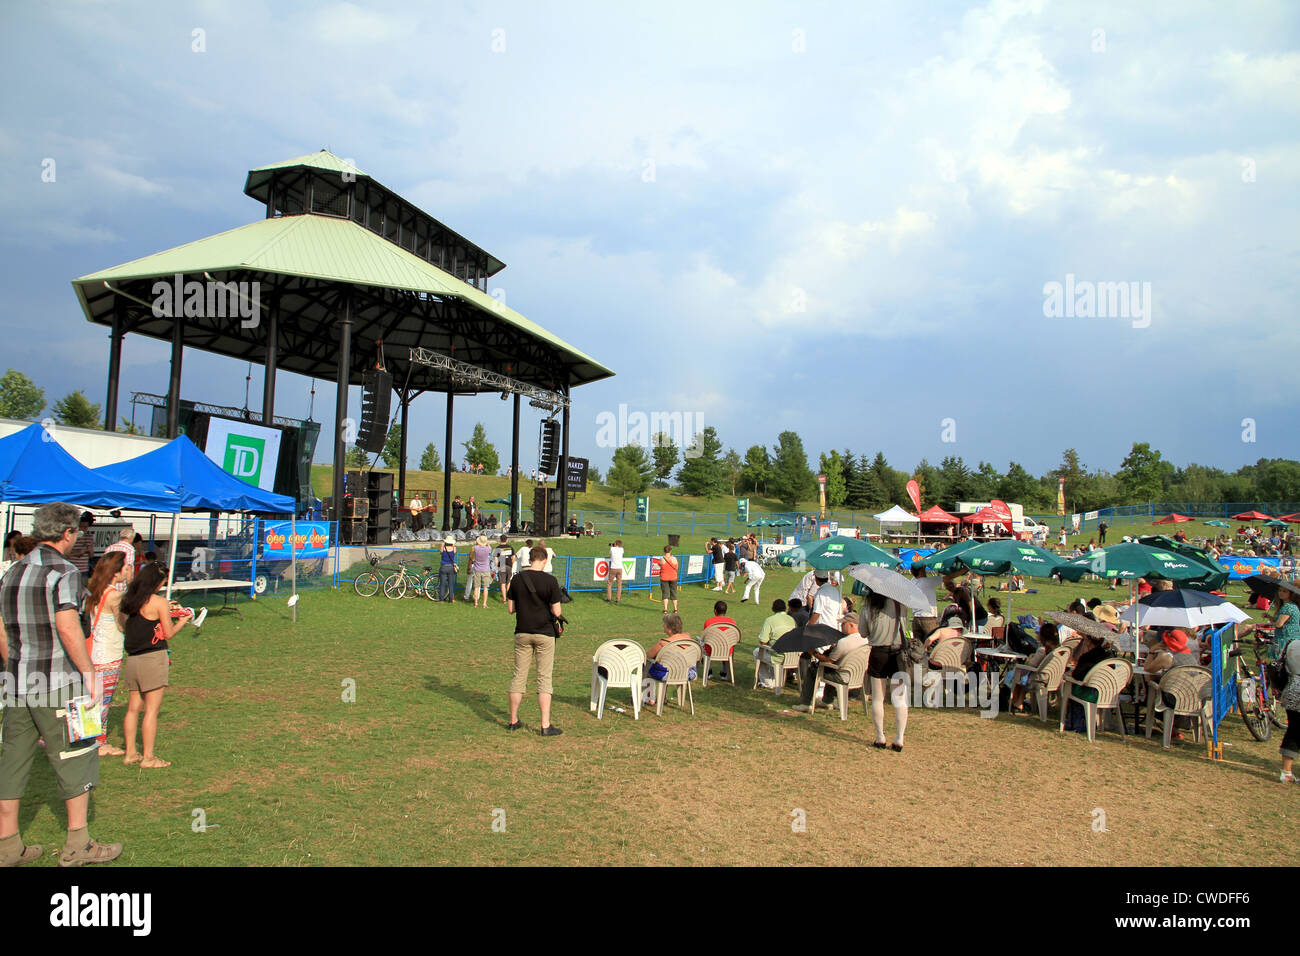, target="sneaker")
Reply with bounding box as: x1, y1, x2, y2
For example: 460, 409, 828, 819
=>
539, 725, 563, 737
59, 838, 123, 867
1282, 771, 1298, 784
0, 843, 42, 867
506, 721, 522, 731
192, 607, 208, 629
